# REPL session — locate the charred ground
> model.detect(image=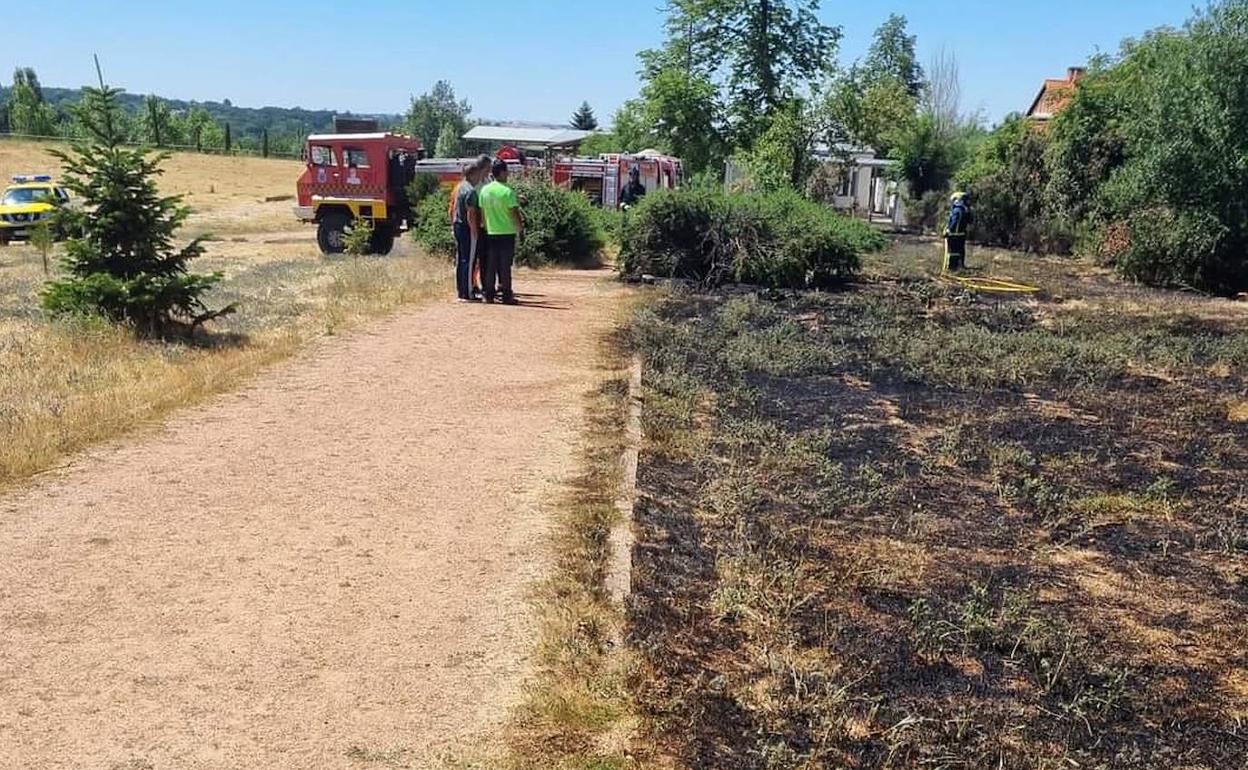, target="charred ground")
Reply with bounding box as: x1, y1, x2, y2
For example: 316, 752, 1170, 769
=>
626, 239, 1248, 769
